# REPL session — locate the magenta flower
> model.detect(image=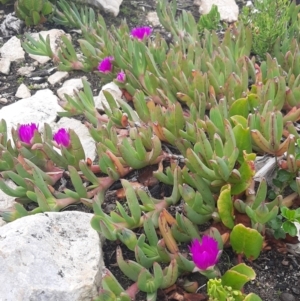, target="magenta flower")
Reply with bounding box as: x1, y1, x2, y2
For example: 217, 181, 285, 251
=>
130, 26, 152, 40
53, 128, 70, 147
116, 71, 126, 82
189, 236, 219, 270
18, 123, 38, 144
98, 56, 114, 73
